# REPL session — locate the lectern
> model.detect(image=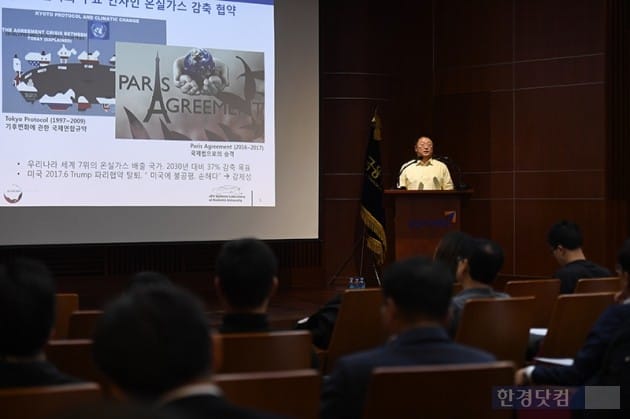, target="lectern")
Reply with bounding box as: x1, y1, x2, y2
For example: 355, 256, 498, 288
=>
384, 189, 472, 260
